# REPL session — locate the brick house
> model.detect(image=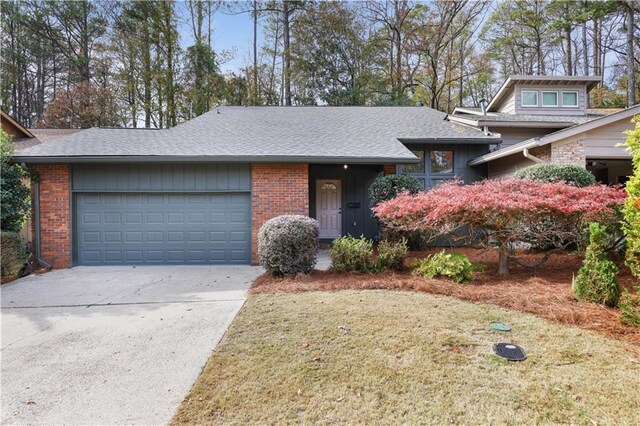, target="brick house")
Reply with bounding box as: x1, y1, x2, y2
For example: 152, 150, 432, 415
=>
10, 76, 638, 269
